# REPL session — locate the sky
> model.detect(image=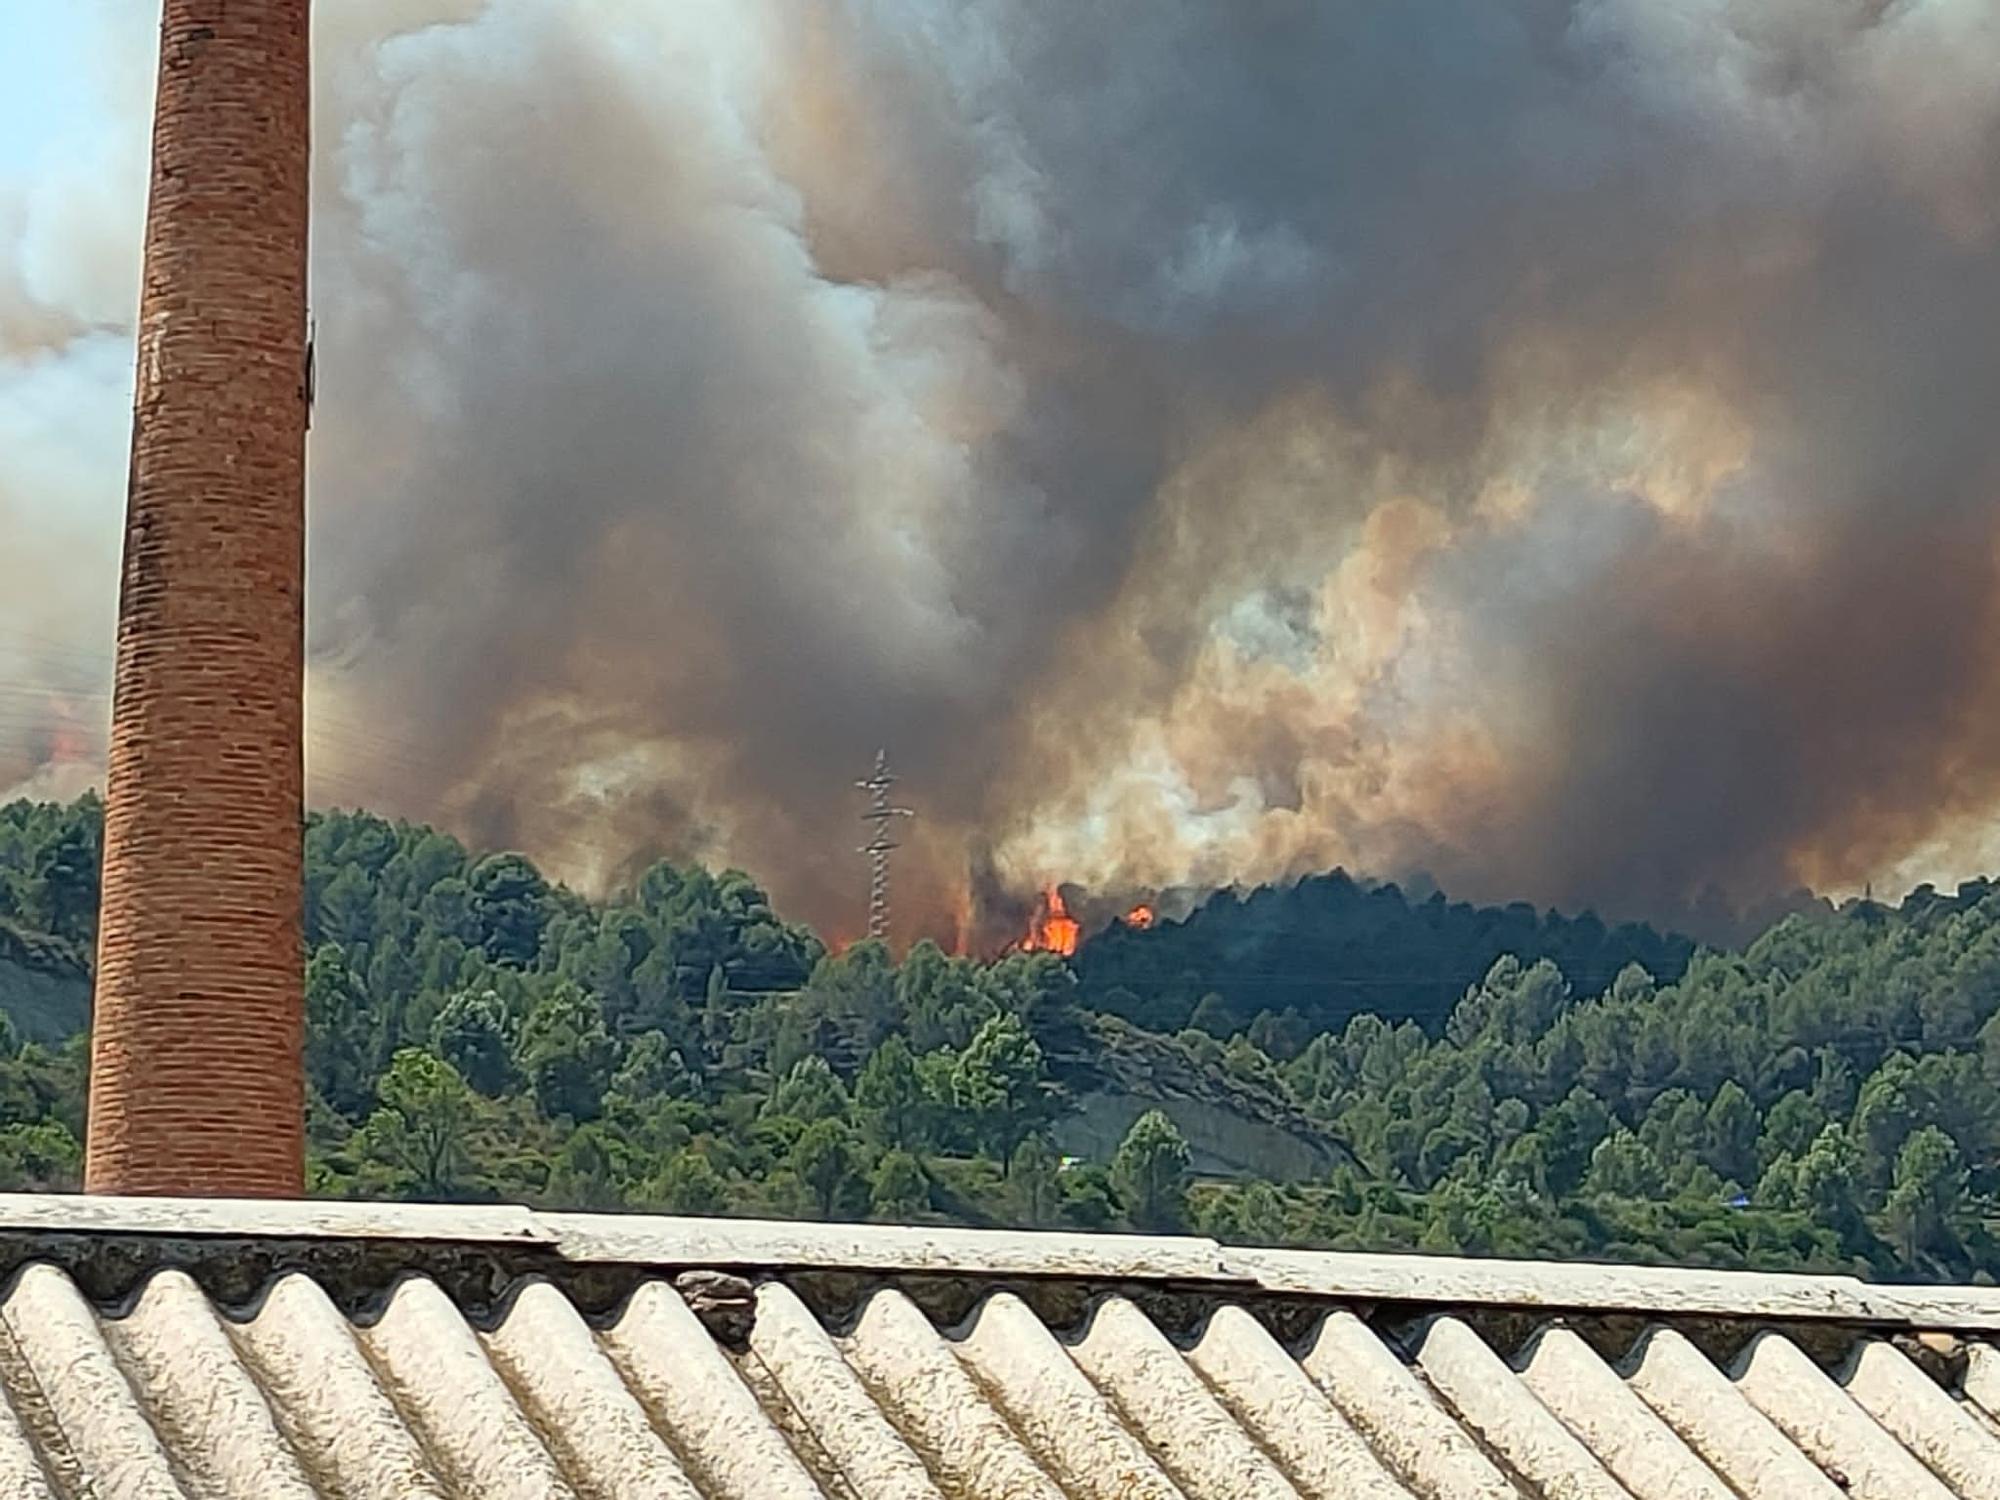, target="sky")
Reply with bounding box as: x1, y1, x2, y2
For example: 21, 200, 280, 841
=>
0, 12, 97, 175
3, 2, 2000, 948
